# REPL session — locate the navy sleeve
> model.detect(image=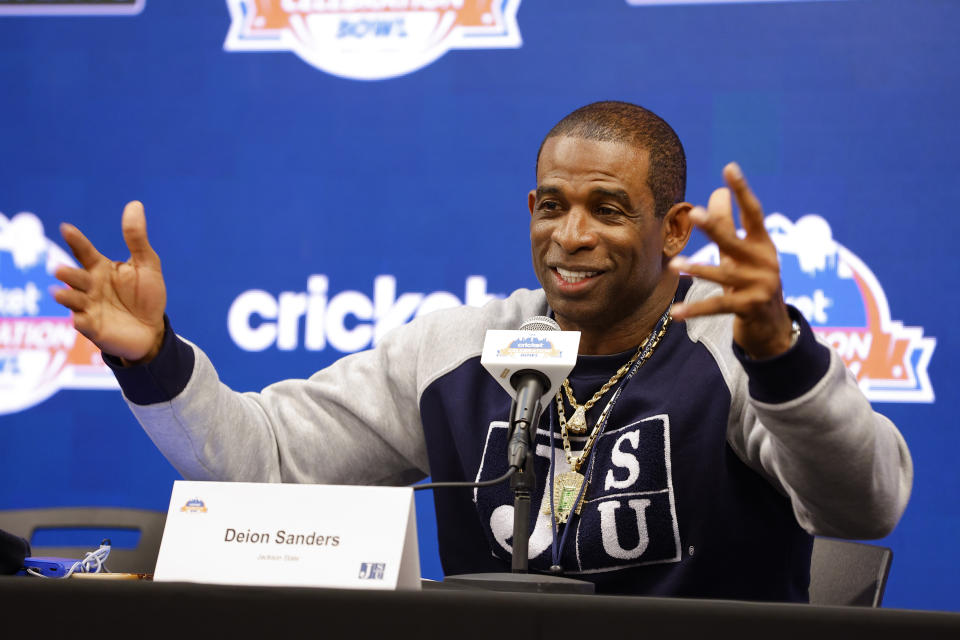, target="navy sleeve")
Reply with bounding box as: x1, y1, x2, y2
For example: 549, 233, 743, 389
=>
102, 315, 196, 406
732, 308, 832, 404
